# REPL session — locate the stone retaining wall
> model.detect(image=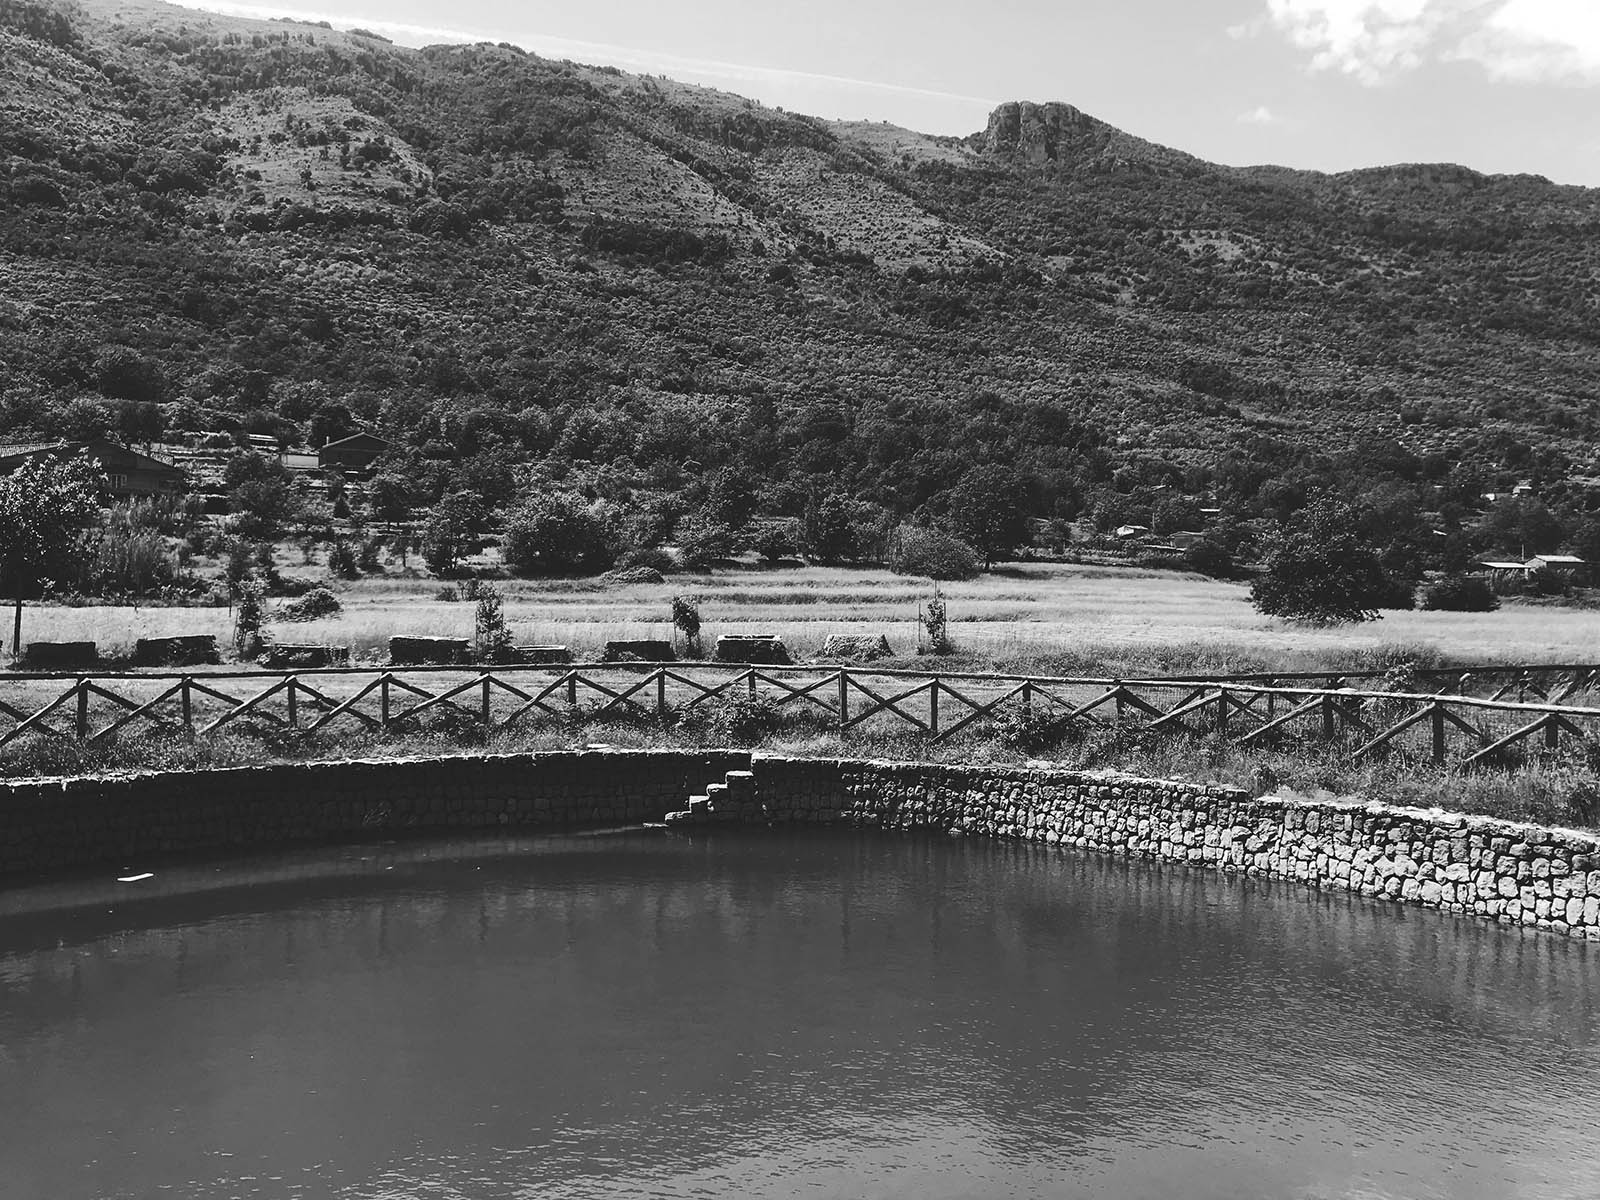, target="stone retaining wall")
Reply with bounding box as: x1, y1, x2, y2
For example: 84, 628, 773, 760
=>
750, 755, 1600, 940
4, 750, 1599, 940
0, 750, 749, 879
